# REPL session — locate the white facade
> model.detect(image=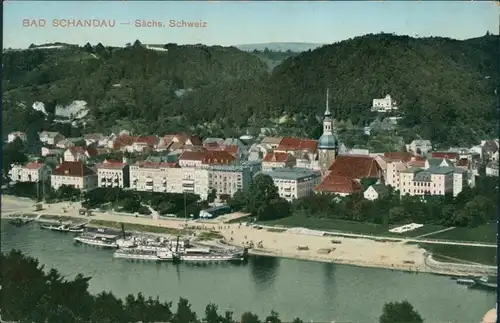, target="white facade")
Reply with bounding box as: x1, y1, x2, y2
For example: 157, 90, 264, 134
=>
64, 148, 88, 163
41, 147, 64, 157
371, 94, 398, 112
51, 174, 97, 191
364, 185, 385, 200
452, 171, 467, 197
130, 164, 169, 192
486, 163, 499, 177
386, 161, 408, 188
39, 132, 65, 146
97, 164, 129, 188
406, 140, 432, 156
399, 168, 453, 197
166, 167, 209, 200
7, 132, 27, 143
9, 163, 52, 183
264, 169, 321, 202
